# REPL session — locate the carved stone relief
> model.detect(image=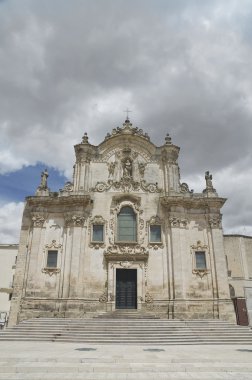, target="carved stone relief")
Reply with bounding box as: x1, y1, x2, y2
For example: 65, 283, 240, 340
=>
169, 217, 188, 228
65, 214, 86, 227
208, 216, 222, 229
31, 214, 46, 228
